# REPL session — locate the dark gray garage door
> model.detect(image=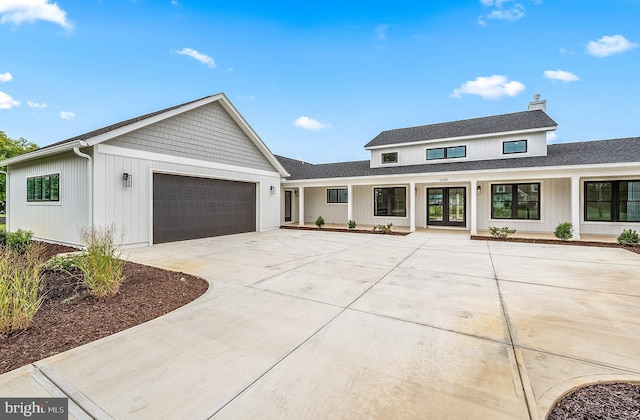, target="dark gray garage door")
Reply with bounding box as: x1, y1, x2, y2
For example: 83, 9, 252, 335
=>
153, 173, 256, 244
